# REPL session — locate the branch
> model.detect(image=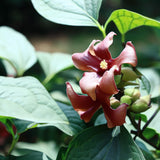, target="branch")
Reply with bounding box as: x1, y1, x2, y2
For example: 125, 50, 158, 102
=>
127, 107, 160, 150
